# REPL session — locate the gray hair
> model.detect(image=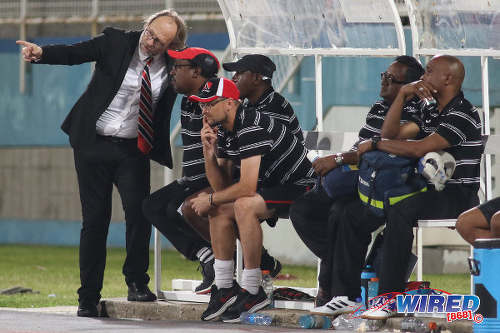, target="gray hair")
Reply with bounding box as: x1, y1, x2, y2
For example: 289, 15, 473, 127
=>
144, 9, 187, 50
